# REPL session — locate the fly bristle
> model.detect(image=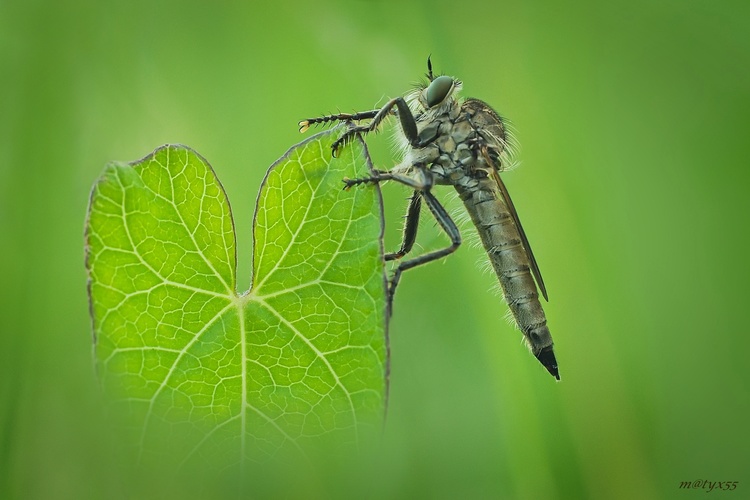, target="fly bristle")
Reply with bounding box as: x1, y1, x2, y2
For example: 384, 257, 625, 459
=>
445, 191, 470, 227
503, 307, 517, 326
411, 79, 429, 92
466, 226, 483, 251
502, 121, 520, 159
477, 255, 494, 275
